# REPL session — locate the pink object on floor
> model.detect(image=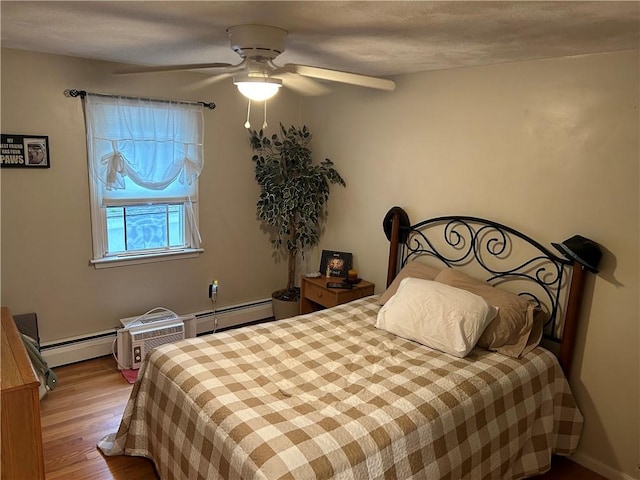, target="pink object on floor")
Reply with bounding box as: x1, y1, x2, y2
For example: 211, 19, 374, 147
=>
121, 368, 139, 384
